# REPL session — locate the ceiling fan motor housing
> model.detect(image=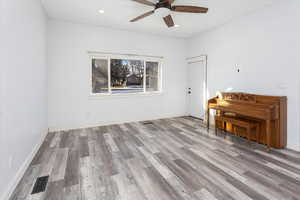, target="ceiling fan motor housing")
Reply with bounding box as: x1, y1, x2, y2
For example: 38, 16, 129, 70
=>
155, 1, 171, 17
155, 1, 171, 10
